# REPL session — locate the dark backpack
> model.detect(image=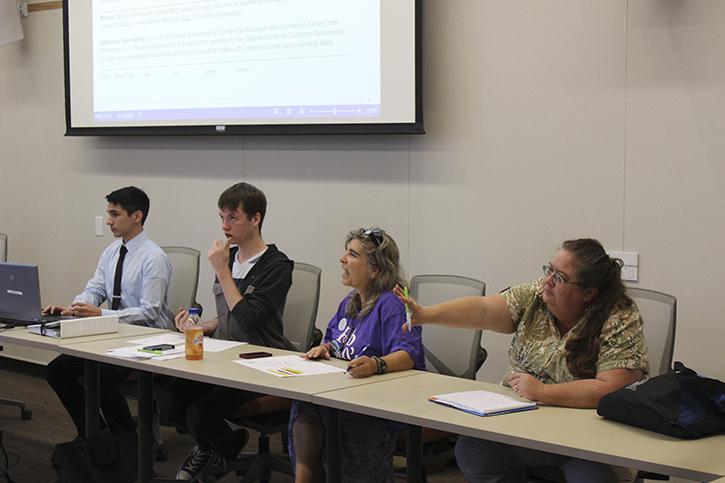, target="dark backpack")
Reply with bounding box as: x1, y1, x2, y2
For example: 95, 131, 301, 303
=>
51, 432, 138, 483
597, 361, 725, 439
